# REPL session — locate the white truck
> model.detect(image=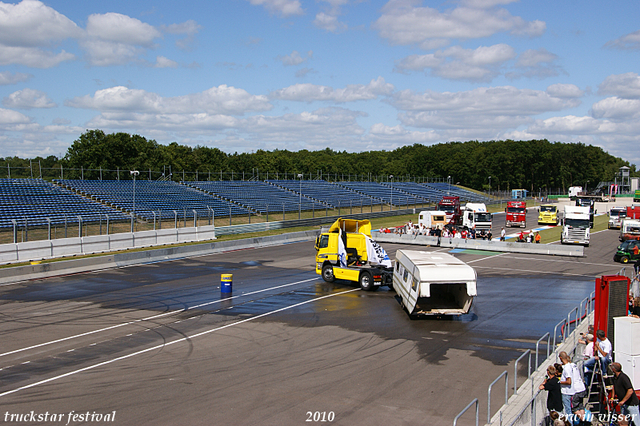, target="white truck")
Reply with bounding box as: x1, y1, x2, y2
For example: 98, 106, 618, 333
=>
393, 250, 477, 316
608, 207, 627, 229
418, 210, 447, 230
568, 186, 583, 199
560, 205, 590, 246
462, 203, 492, 231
